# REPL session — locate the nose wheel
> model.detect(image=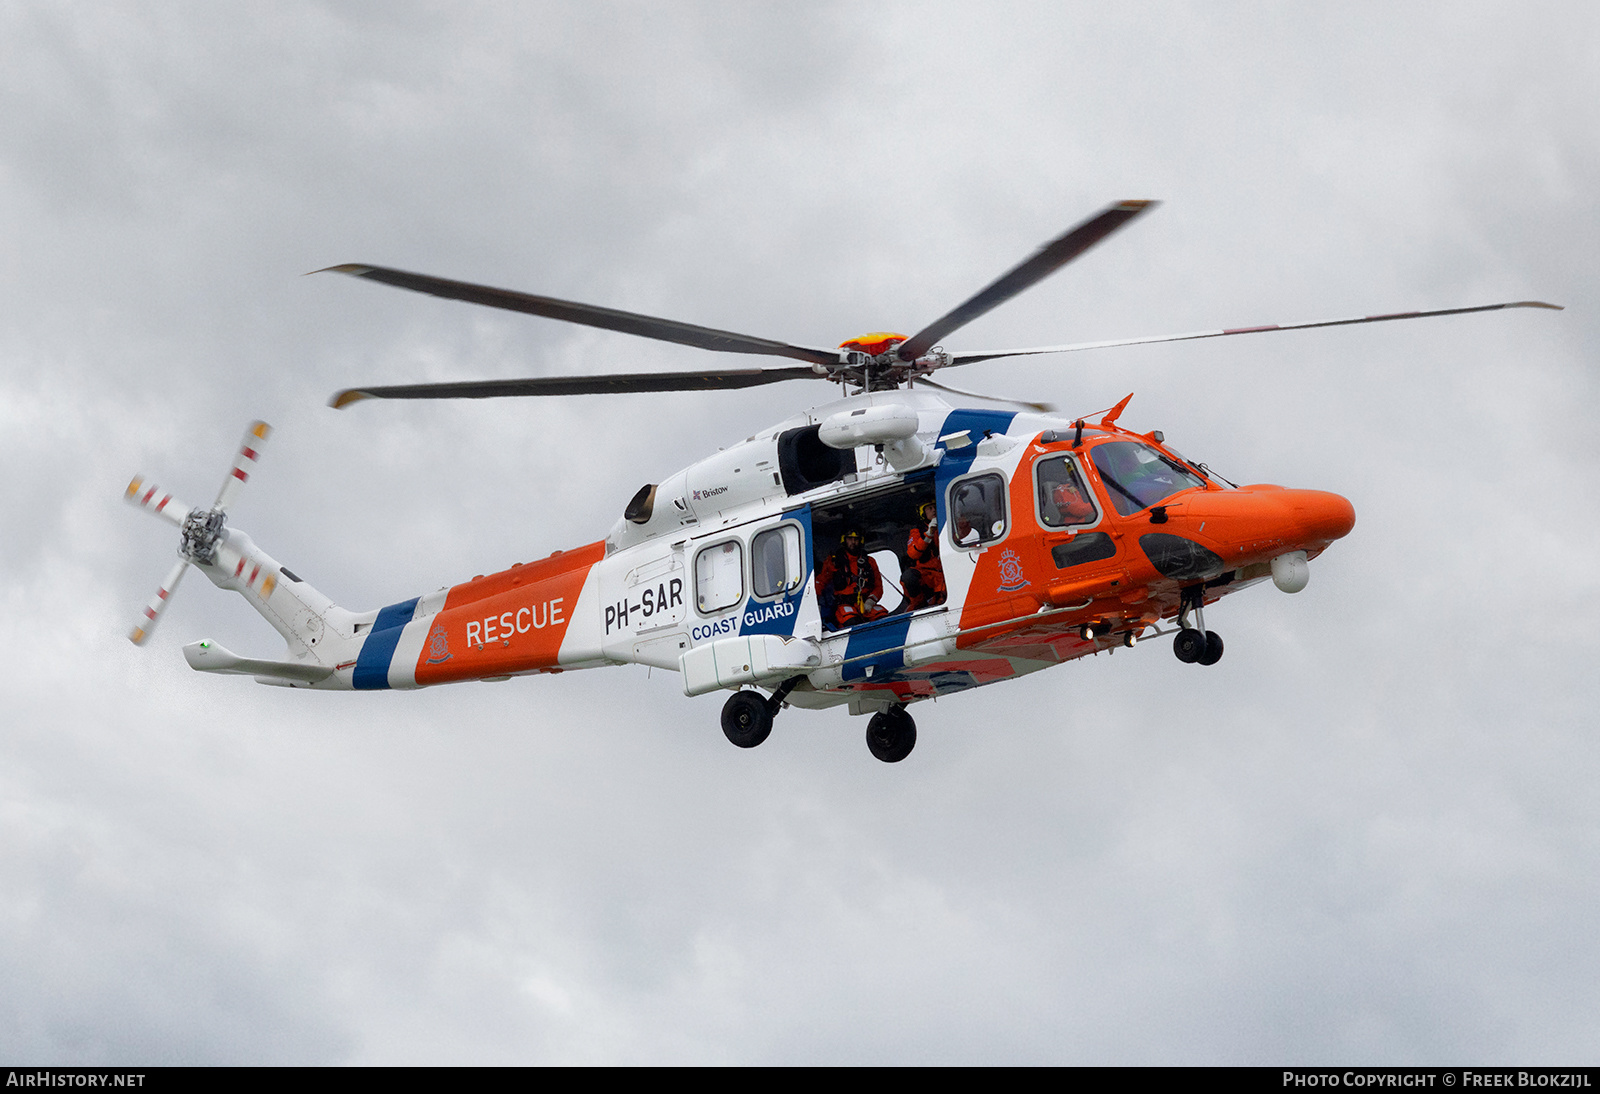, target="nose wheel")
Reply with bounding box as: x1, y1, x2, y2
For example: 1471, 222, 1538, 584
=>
1173, 586, 1225, 666
1173, 627, 1224, 665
